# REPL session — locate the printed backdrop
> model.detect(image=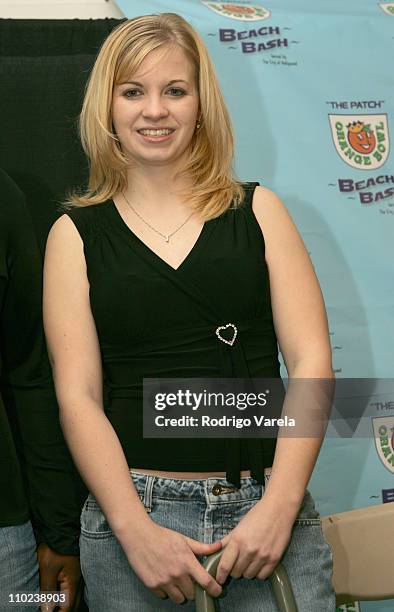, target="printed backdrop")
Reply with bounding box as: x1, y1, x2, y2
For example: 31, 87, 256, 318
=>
115, 2, 394, 609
